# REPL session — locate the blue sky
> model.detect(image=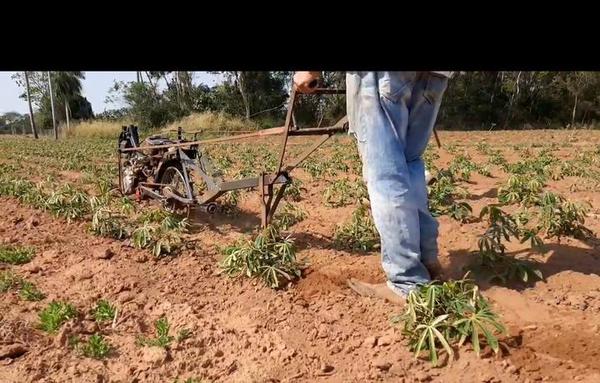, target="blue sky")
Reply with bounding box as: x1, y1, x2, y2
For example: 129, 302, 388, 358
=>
0, 71, 222, 115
